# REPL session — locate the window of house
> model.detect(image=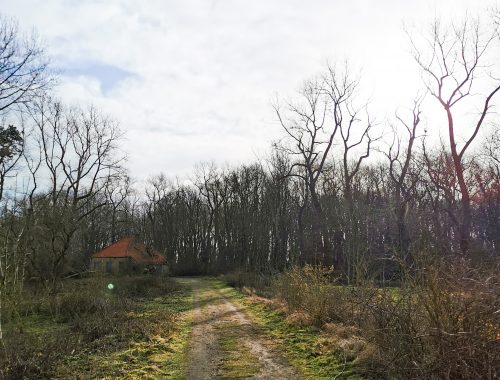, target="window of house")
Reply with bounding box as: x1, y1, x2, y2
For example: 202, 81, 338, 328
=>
106, 261, 113, 273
